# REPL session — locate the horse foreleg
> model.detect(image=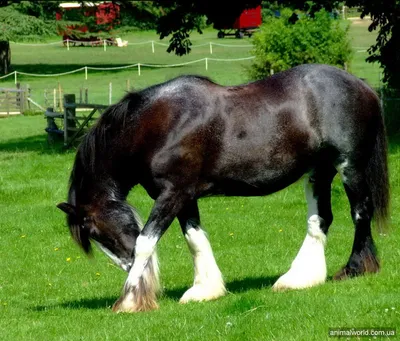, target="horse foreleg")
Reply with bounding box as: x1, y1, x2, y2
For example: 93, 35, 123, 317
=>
112, 234, 160, 313
273, 167, 336, 291
178, 202, 226, 303
112, 190, 185, 313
